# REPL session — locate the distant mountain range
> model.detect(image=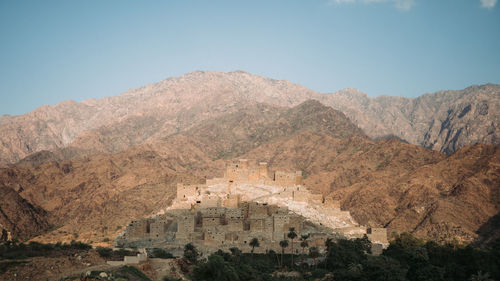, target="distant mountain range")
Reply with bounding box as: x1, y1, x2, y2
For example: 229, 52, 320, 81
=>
0, 71, 498, 246
0, 71, 498, 165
